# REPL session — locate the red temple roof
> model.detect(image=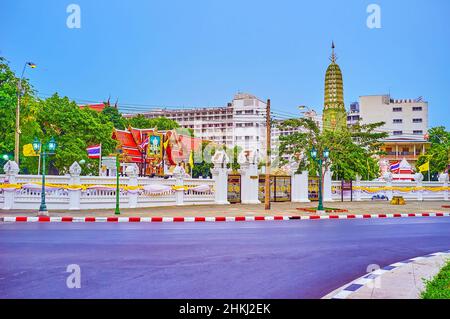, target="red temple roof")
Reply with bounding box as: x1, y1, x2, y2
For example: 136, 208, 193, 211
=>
79, 103, 107, 112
